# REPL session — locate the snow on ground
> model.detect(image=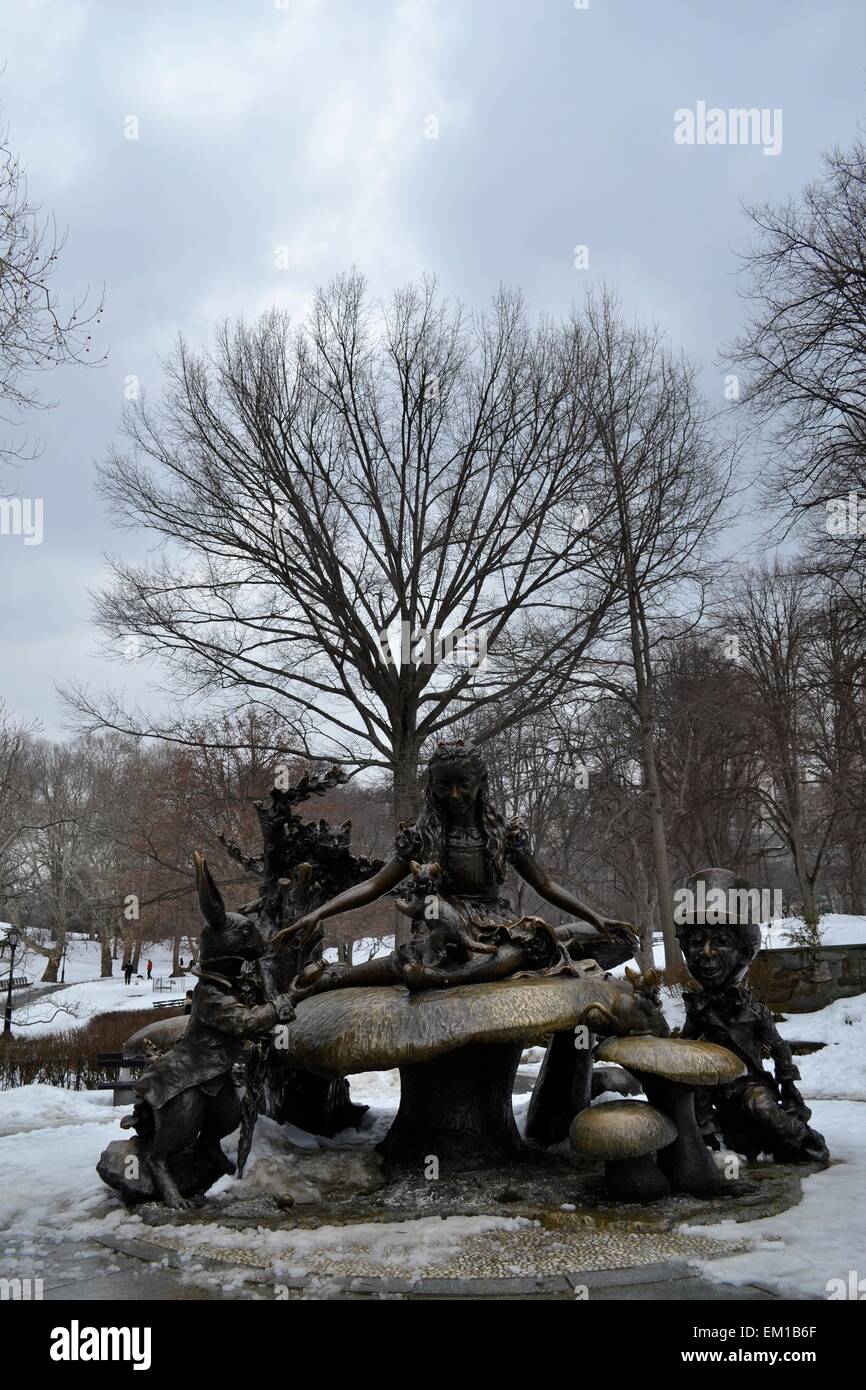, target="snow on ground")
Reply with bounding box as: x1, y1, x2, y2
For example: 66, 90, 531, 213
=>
777, 995, 866, 1102
155, 1209, 528, 1281
1, 917, 865, 1297
4, 934, 183, 990
760, 914, 866, 950
687, 1099, 866, 1299
18, 972, 196, 1036
2, 933, 195, 1034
